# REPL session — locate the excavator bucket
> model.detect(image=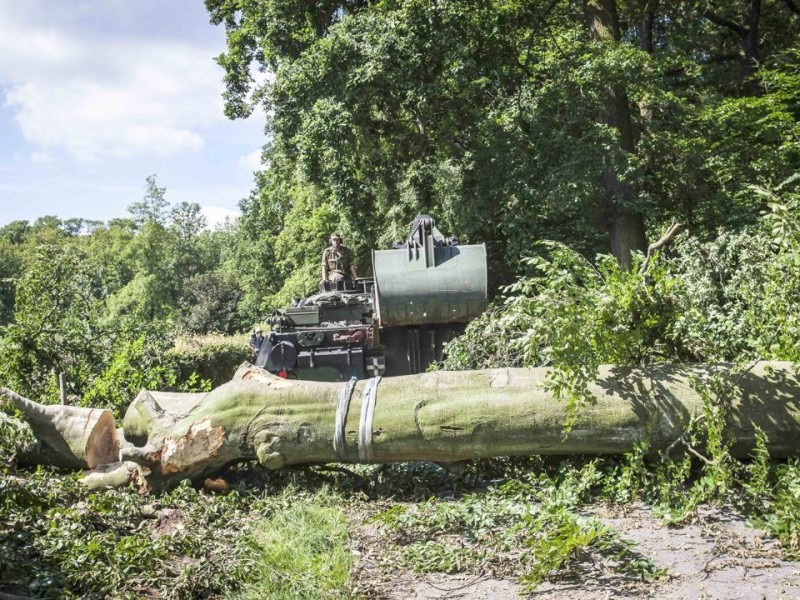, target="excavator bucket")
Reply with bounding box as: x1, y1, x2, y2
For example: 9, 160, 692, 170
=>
372, 216, 487, 327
